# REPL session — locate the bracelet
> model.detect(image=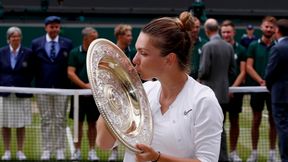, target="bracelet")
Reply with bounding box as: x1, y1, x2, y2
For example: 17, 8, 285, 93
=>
152, 151, 161, 162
